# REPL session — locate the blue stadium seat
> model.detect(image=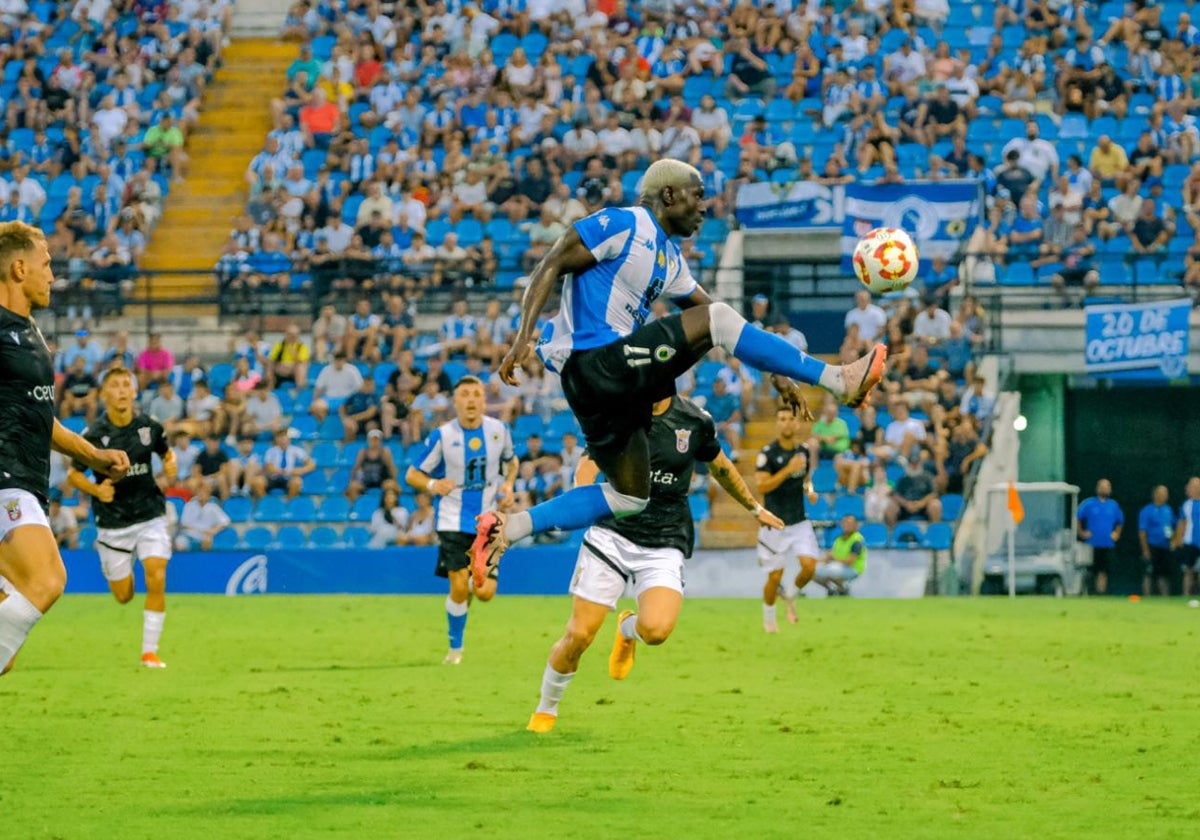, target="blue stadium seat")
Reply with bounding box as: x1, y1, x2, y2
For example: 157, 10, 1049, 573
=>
941, 494, 964, 521
386, 441, 406, 470
425, 218, 450, 246
166, 496, 185, 520
547, 411, 580, 439
349, 496, 377, 522
316, 496, 350, 522
513, 414, 544, 440
311, 442, 340, 469
273, 525, 306, 550
688, 493, 710, 521
821, 527, 841, 550
301, 148, 327, 176
212, 529, 239, 551
811, 465, 838, 494
343, 526, 371, 548
457, 218, 484, 245
921, 523, 954, 550
224, 496, 253, 524
310, 526, 340, 548
311, 35, 335, 60
890, 521, 925, 547
859, 523, 890, 549
1059, 113, 1089, 140
807, 496, 833, 523
242, 526, 273, 550
253, 496, 288, 523
339, 442, 364, 468
79, 525, 97, 548
61, 416, 87, 434
999, 262, 1036, 286
318, 415, 345, 441
326, 468, 352, 494
286, 496, 317, 521
834, 495, 865, 520
291, 415, 319, 441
